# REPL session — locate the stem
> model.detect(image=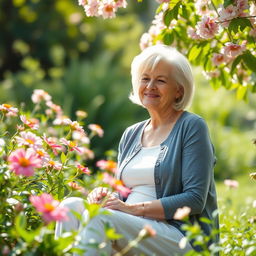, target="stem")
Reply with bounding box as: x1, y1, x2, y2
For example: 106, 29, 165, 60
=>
216, 15, 256, 24
113, 235, 144, 256
211, 1, 219, 17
